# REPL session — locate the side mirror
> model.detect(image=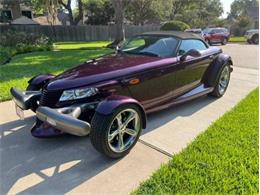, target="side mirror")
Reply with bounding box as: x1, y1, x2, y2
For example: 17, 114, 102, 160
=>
115, 45, 122, 54
180, 49, 201, 61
